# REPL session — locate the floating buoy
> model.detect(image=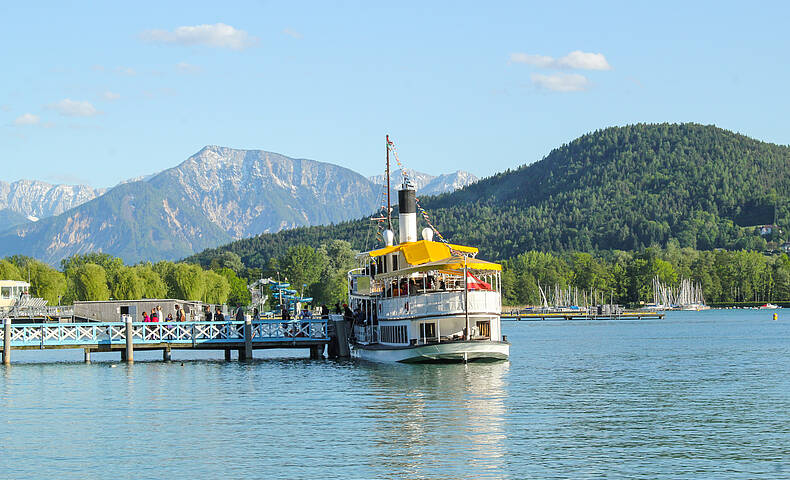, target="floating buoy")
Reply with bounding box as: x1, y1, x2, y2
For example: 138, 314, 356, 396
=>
773, 313, 778, 321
